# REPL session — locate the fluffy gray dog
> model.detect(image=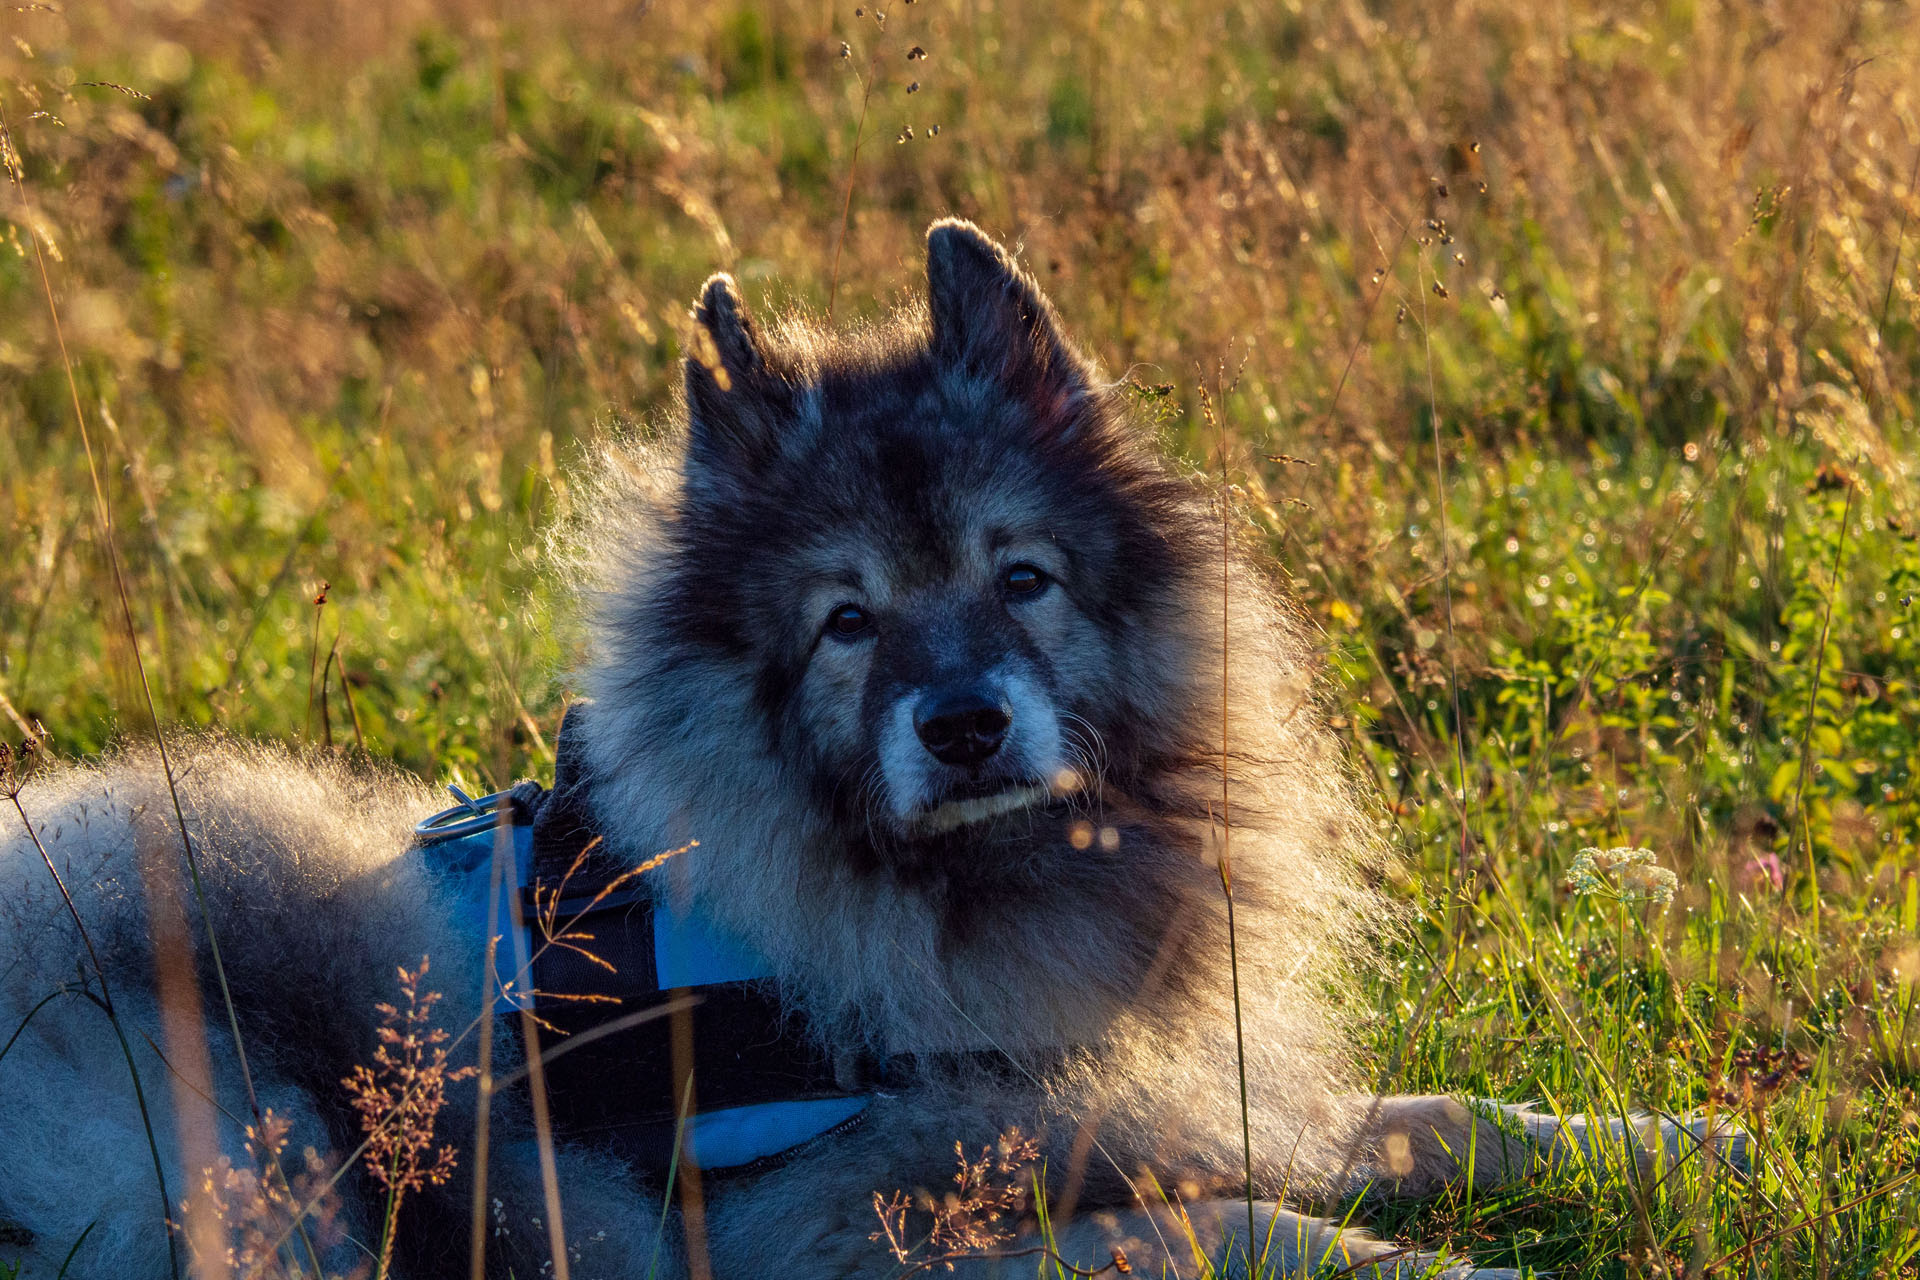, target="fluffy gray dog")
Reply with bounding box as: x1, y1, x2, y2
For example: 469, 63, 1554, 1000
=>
1, 221, 1732, 1279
